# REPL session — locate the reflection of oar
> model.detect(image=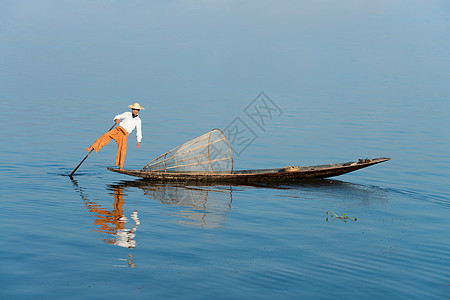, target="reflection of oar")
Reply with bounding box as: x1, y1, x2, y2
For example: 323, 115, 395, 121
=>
70, 123, 117, 177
